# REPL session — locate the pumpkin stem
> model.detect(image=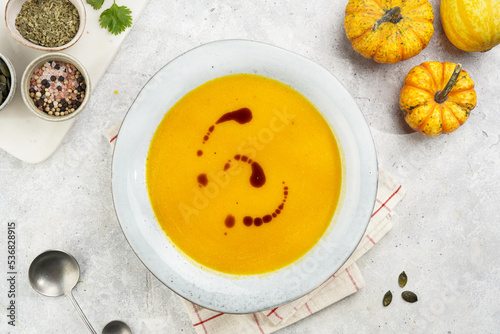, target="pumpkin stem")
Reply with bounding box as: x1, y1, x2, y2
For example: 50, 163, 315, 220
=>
434, 63, 462, 104
372, 6, 402, 31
